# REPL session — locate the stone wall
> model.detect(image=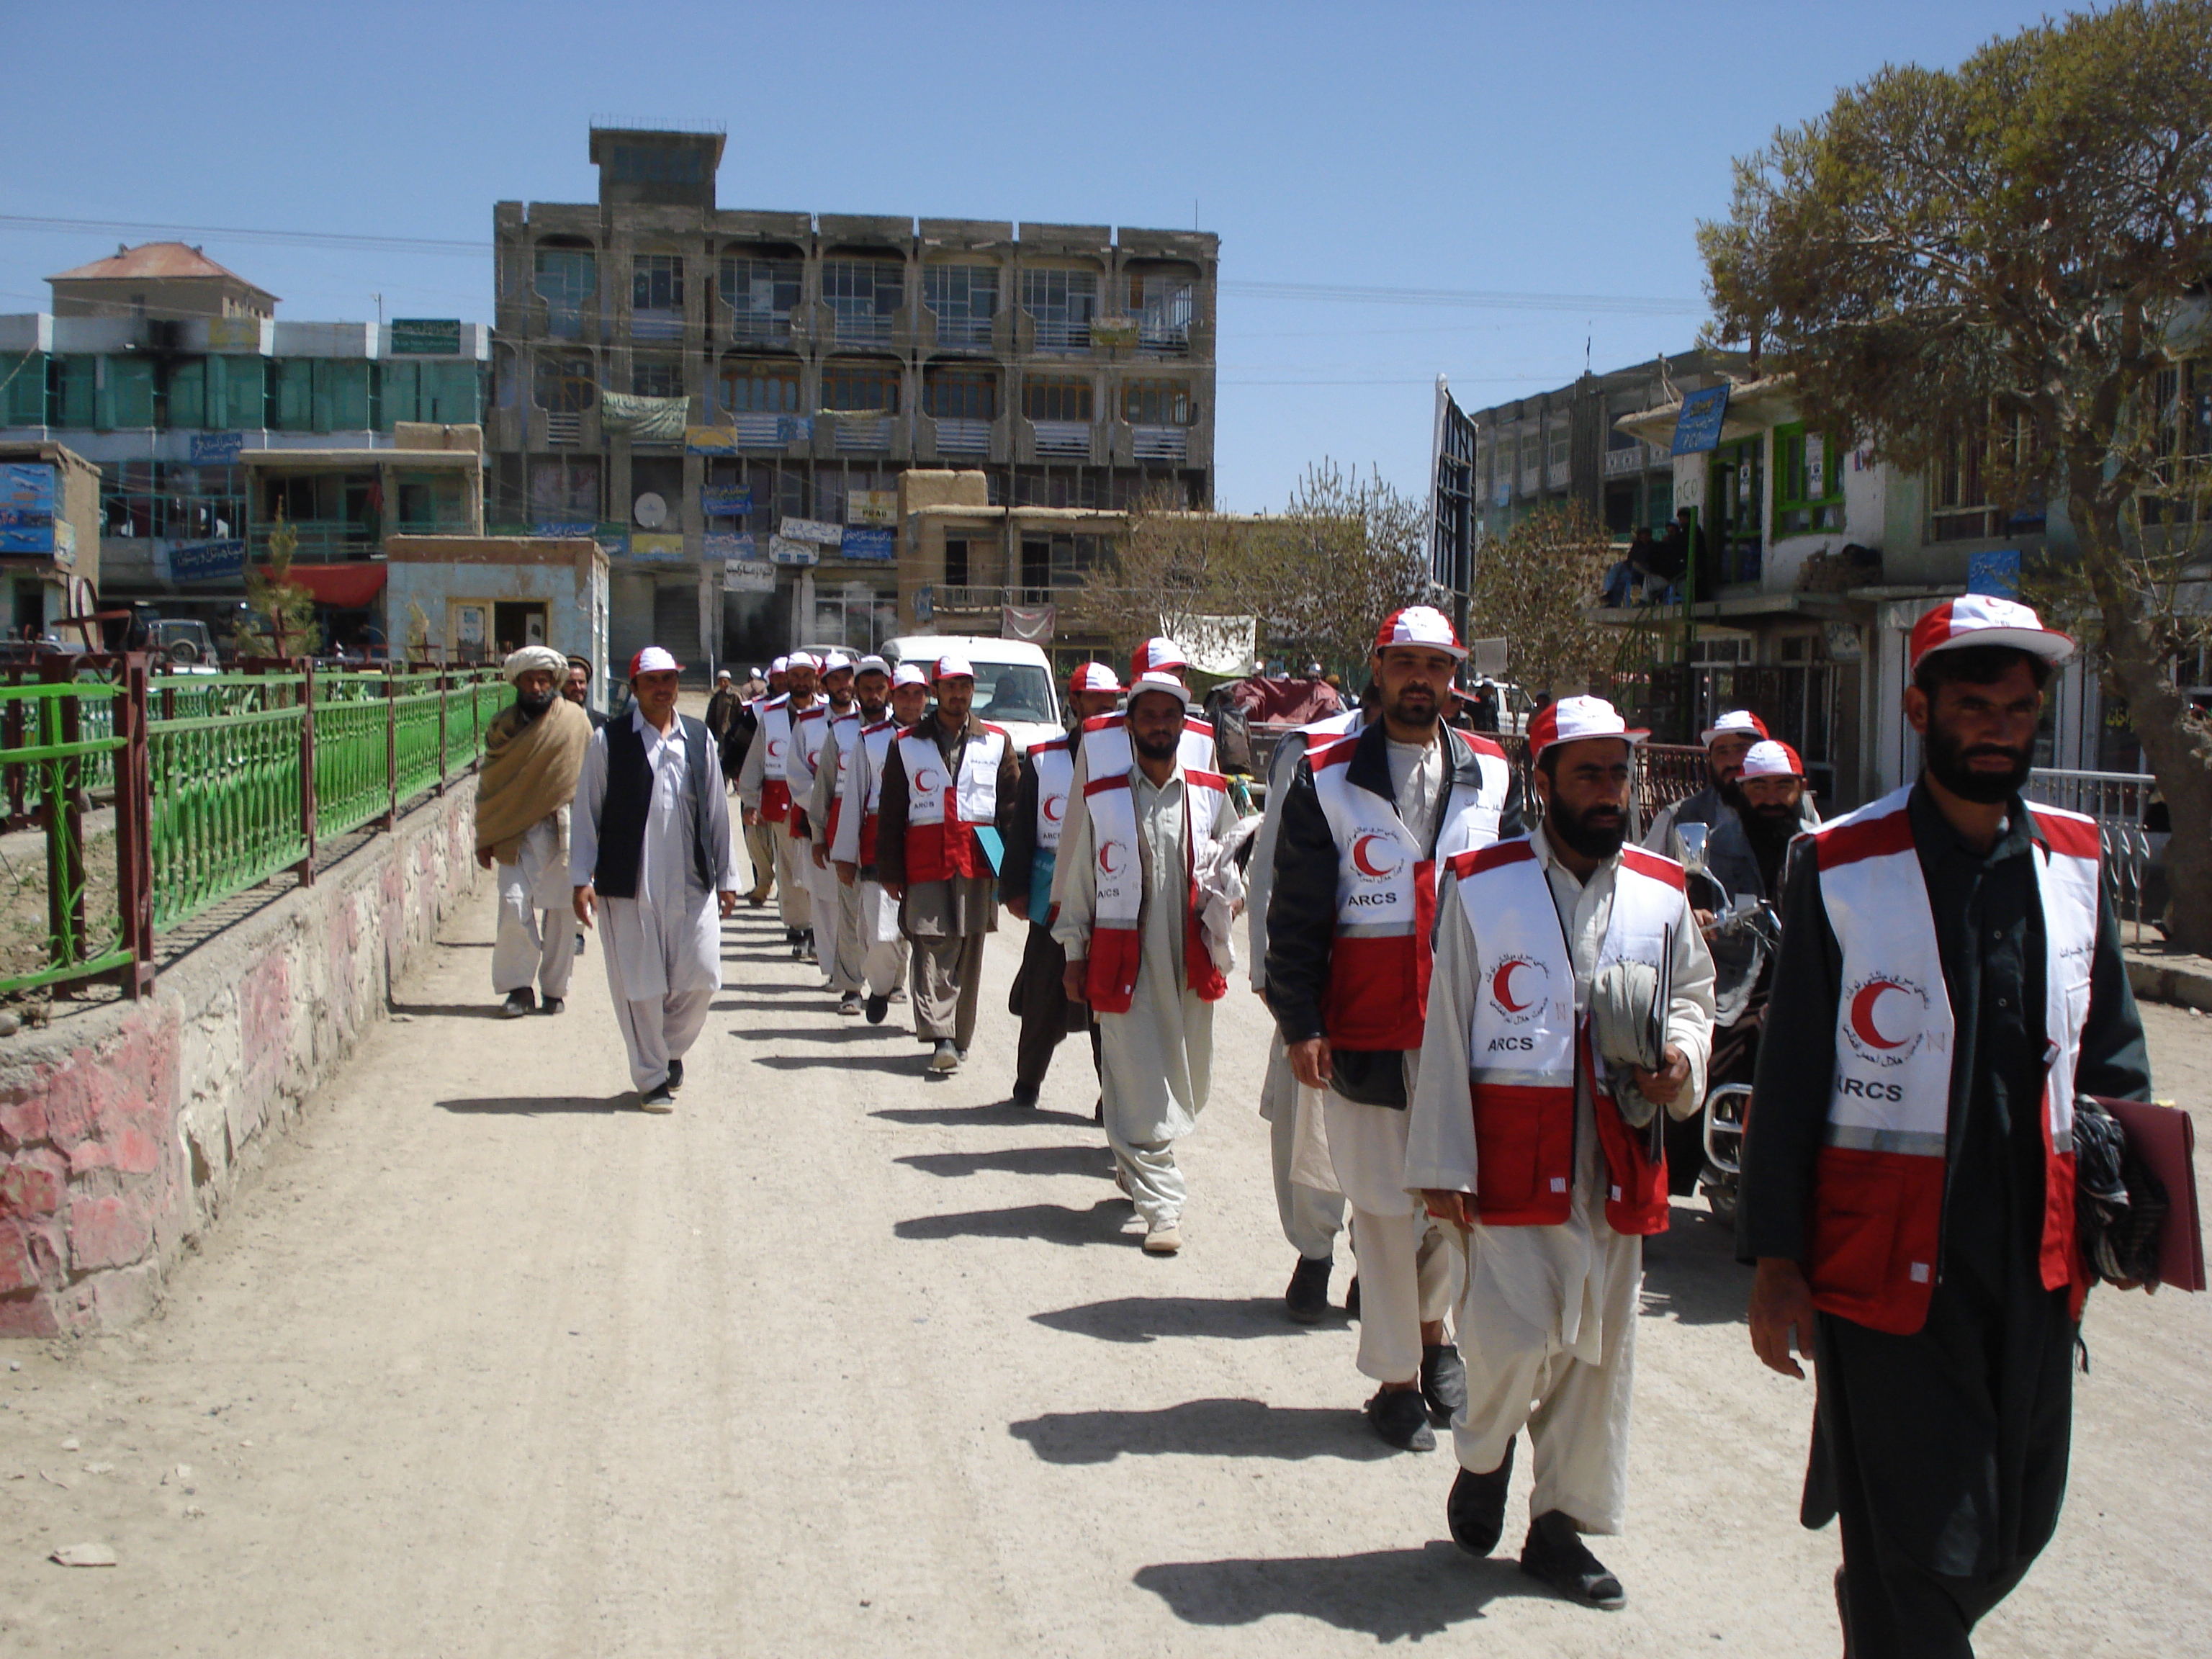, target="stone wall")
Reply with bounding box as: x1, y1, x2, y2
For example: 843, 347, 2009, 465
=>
0, 779, 483, 1336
